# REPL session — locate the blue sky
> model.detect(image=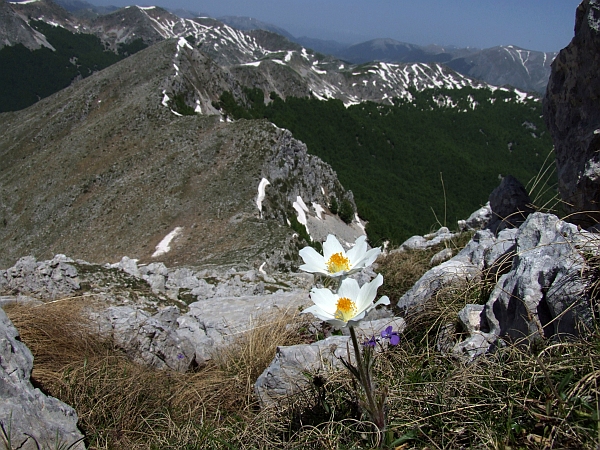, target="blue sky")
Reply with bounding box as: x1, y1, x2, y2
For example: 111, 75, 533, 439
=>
91, 0, 582, 52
